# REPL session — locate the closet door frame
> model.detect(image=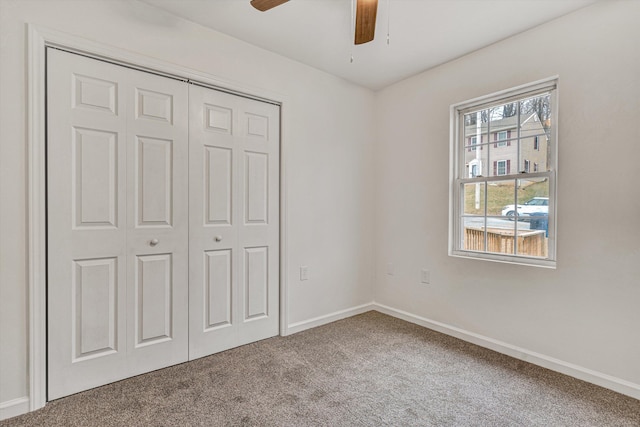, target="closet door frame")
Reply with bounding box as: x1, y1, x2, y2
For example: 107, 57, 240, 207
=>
27, 24, 290, 412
